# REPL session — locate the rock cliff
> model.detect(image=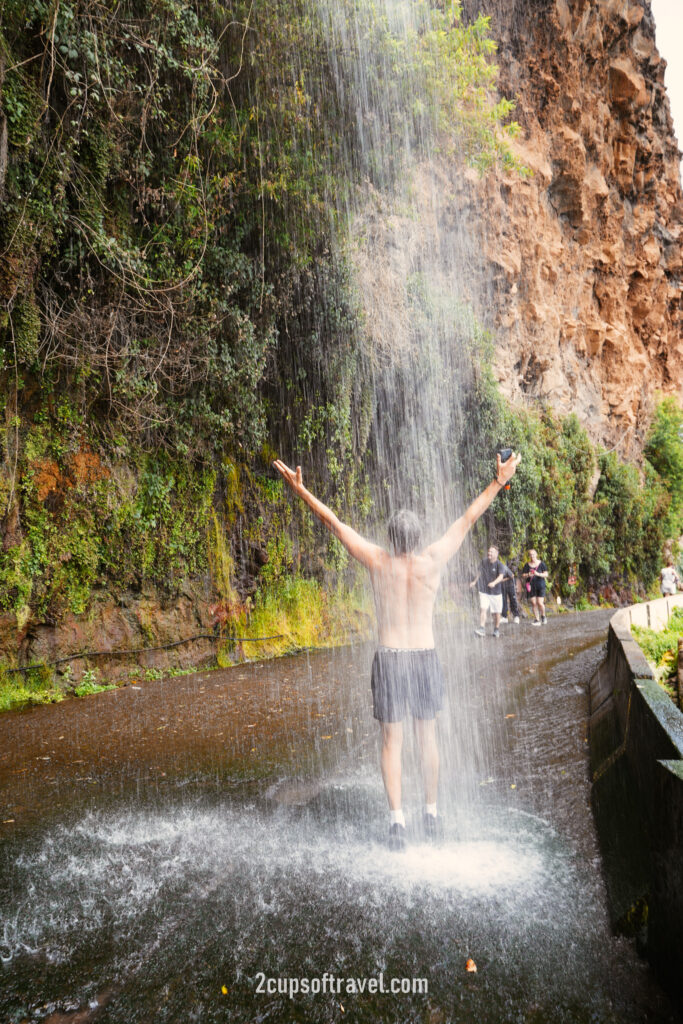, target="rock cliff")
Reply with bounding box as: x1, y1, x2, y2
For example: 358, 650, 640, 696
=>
462, 0, 683, 454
